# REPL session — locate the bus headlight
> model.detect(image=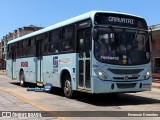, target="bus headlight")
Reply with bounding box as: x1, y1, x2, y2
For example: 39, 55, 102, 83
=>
97, 71, 108, 80
98, 71, 103, 76
142, 70, 151, 80
94, 69, 111, 80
